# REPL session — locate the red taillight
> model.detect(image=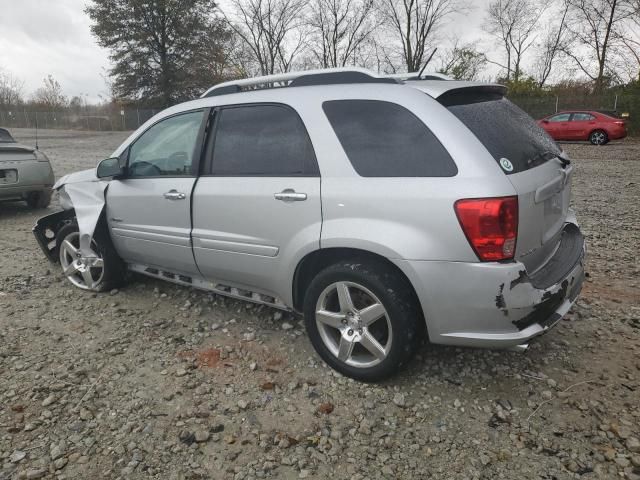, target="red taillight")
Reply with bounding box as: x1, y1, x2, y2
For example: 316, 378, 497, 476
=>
615, 120, 625, 126
454, 196, 518, 261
